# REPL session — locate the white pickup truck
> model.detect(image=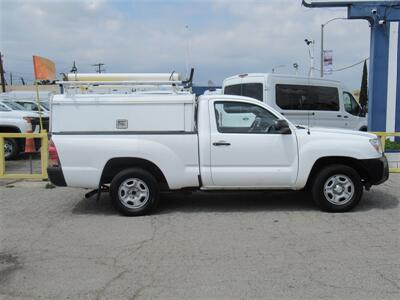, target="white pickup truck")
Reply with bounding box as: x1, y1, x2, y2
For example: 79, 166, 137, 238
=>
48, 75, 388, 216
